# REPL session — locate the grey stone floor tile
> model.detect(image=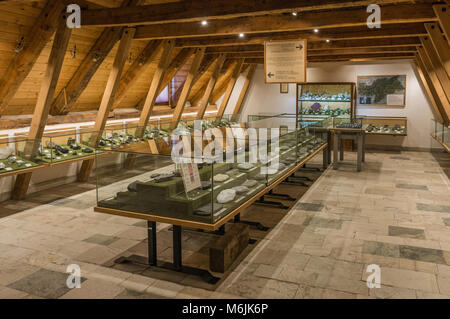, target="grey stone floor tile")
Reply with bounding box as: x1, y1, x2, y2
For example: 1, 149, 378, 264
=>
83, 234, 120, 246
396, 184, 428, 191
296, 203, 324, 212
388, 226, 426, 239
443, 218, 450, 227
115, 288, 161, 299
304, 217, 343, 230
399, 245, 447, 265
8, 269, 86, 299
362, 241, 400, 258
416, 203, 450, 213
